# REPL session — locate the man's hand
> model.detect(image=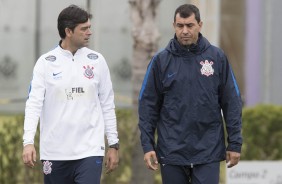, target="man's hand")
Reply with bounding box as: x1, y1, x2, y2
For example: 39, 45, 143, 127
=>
144, 151, 158, 171
226, 151, 240, 168
105, 148, 119, 174
22, 144, 37, 168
